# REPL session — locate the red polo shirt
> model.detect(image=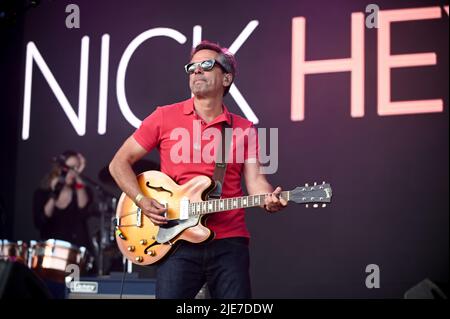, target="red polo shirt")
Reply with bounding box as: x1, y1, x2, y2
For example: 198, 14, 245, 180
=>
133, 98, 258, 239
